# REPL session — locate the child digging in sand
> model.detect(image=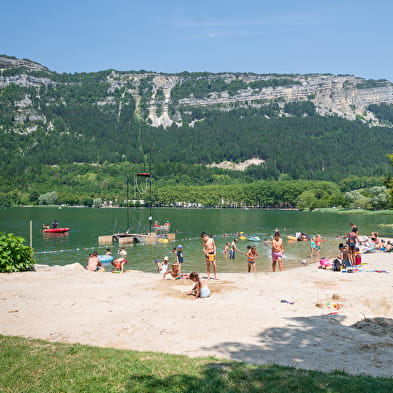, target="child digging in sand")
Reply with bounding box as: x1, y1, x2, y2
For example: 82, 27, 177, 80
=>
188, 272, 210, 298
163, 261, 181, 280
